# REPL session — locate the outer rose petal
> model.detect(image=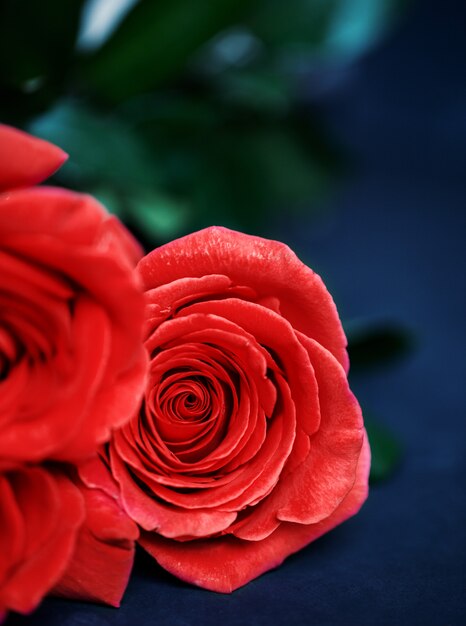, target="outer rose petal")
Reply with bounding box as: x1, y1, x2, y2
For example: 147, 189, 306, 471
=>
0, 187, 142, 271
139, 432, 370, 593
138, 226, 348, 371
78, 454, 122, 501
230, 339, 363, 541
0, 124, 67, 191
53, 479, 139, 607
